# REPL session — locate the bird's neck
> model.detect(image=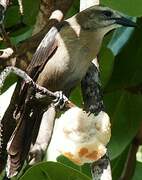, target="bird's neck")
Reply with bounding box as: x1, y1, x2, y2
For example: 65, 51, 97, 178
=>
66, 15, 82, 37
66, 16, 104, 55
66, 14, 108, 38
